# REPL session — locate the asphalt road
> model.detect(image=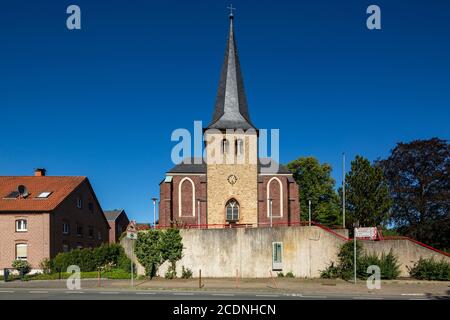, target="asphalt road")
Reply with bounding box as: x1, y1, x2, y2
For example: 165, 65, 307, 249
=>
0, 288, 447, 300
